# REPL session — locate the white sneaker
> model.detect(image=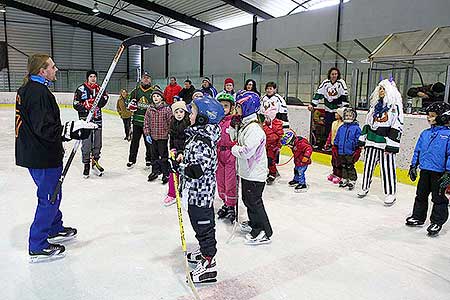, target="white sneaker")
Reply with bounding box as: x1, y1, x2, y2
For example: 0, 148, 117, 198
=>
384, 194, 396, 206
357, 189, 369, 198
245, 230, 271, 245
240, 221, 252, 233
